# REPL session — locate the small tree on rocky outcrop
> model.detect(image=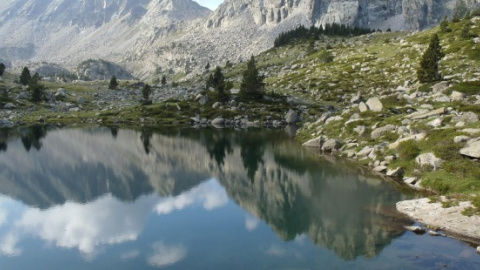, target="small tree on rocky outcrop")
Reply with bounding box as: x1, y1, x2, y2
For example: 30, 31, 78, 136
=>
417, 34, 445, 83
109, 75, 118, 89
20, 67, 31, 86
29, 73, 44, 103
239, 56, 264, 101
440, 16, 451, 33
211, 66, 228, 102
0, 63, 5, 76
142, 83, 152, 102
161, 75, 167, 86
